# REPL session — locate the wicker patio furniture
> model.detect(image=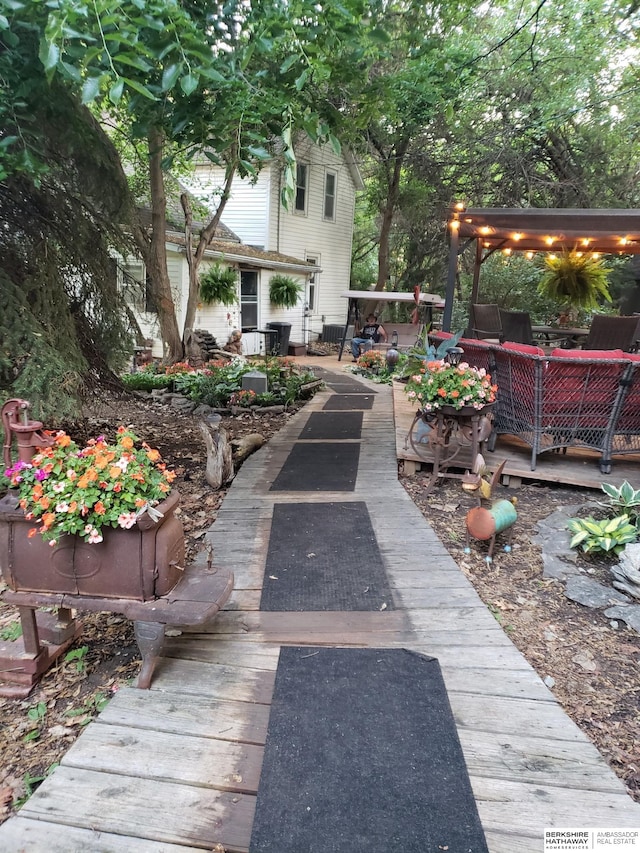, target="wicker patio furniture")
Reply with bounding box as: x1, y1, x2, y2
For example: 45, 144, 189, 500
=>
582, 314, 640, 352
